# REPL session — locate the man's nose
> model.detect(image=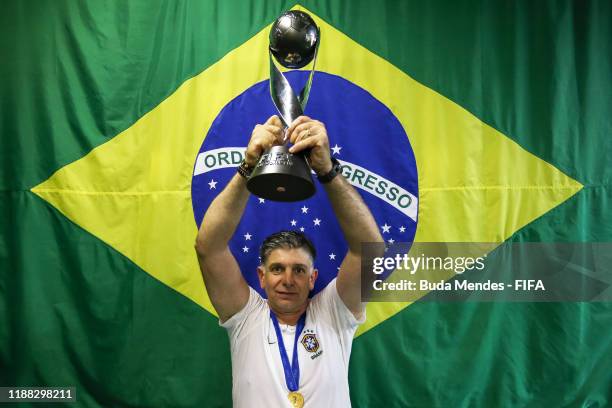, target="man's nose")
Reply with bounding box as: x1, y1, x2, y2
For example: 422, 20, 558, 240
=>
281, 269, 295, 286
